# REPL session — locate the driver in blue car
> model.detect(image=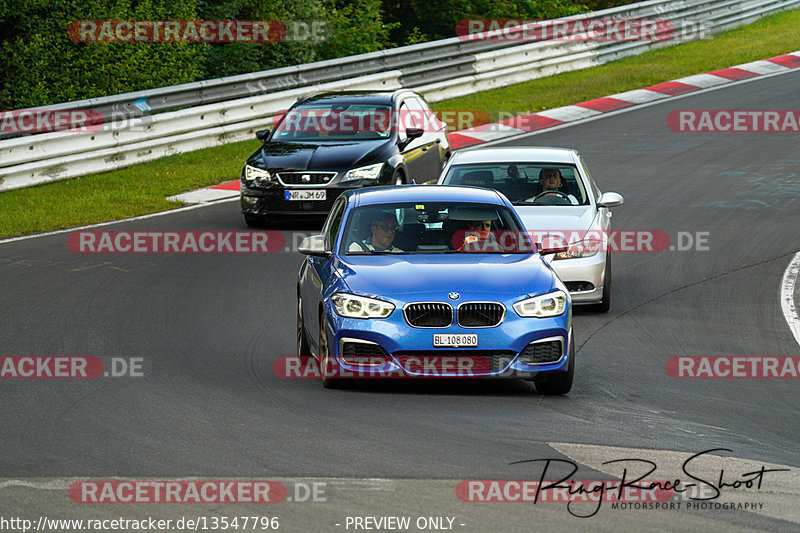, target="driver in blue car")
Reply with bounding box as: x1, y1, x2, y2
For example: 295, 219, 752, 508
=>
529, 168, 579, 204
349, 212, 404, 252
